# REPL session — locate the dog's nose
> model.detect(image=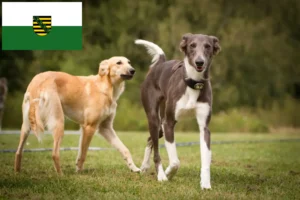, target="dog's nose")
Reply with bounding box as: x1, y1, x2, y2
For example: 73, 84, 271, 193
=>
129, 68, 135, 75
195, 60, 204, 67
